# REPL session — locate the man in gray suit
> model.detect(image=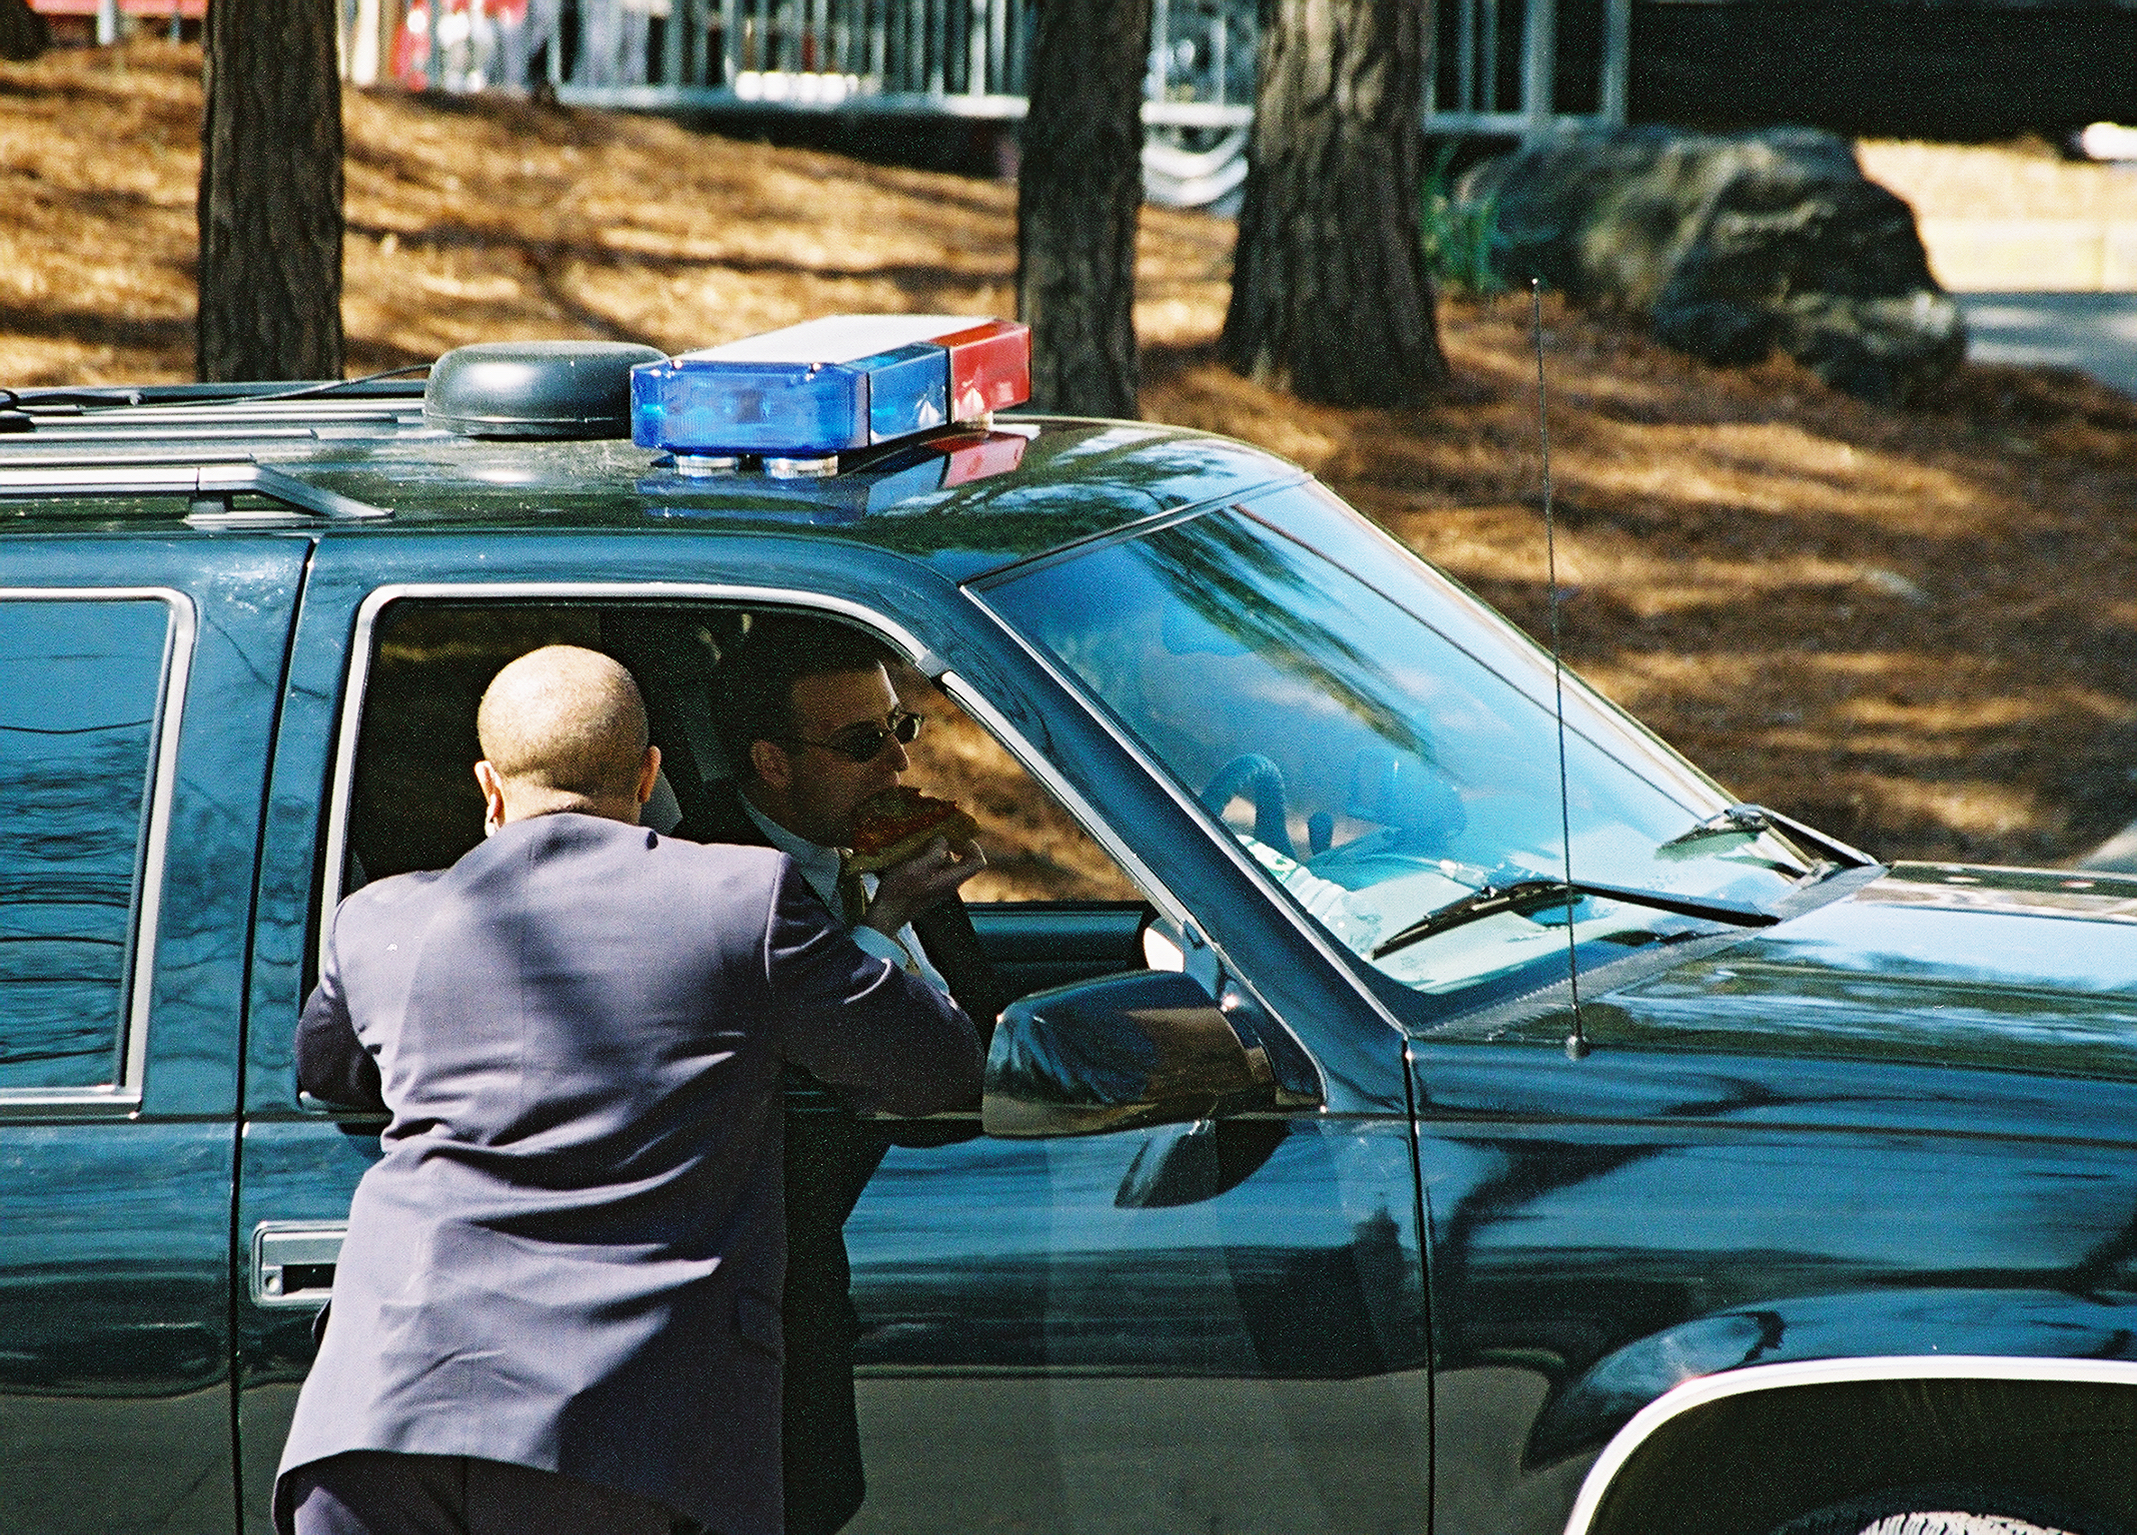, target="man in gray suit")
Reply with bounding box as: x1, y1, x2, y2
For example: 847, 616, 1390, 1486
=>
278, 645, 982, 1535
